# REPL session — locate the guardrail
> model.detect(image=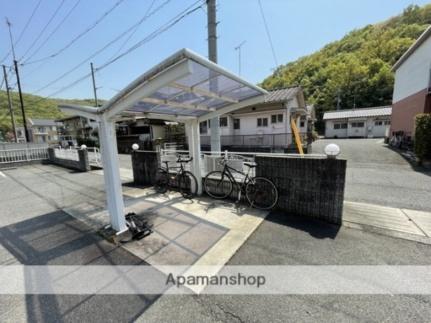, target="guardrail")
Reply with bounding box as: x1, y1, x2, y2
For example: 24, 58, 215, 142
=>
0, 147, 48, 164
